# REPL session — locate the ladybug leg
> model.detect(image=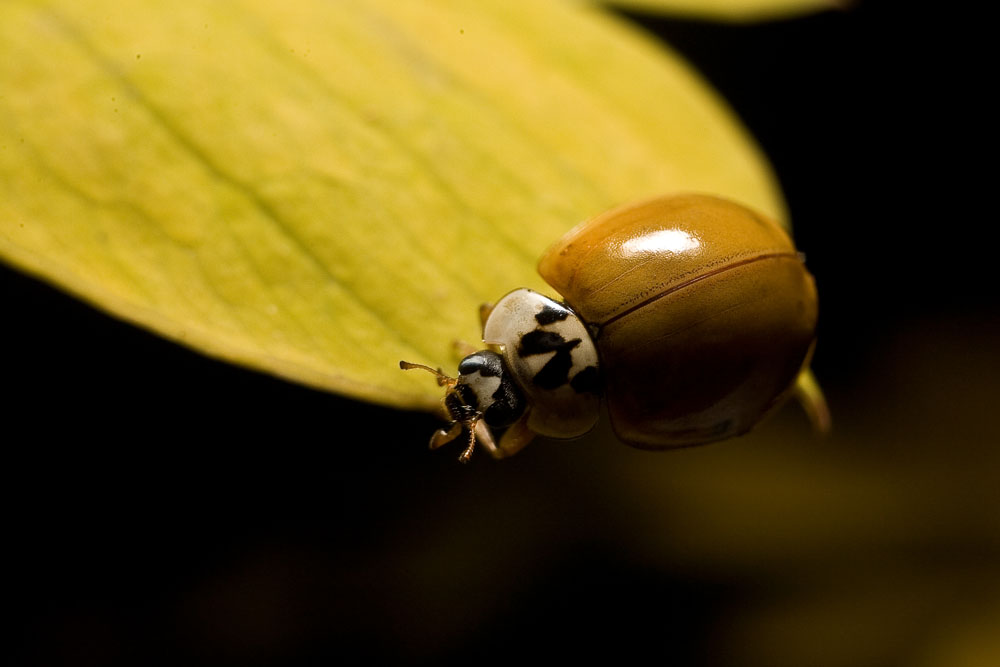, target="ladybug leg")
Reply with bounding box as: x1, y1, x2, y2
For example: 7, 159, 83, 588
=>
493, 410, 536, 459
449, 300, 499, 360
465, 419, 496, 459
429, 421, 463, 451
431, 418, 495, 464
479, 302, 495, 328
457, 425, 477, 463
451, 339, 478, 359
452, 339, 502, 359
453, 419, 492, 463
438, 304, 505, 361
793, 367, 831, 434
